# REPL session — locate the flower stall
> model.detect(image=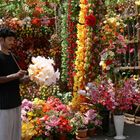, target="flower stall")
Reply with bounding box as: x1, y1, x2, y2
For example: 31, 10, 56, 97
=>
0, 0, 140, 140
